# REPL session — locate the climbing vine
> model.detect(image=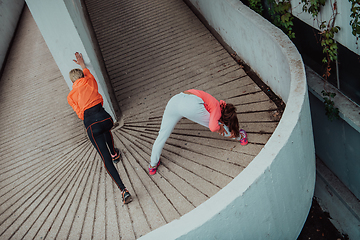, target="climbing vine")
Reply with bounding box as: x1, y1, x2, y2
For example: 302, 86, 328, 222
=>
318, 2, 341, 121
267, 0, 295, 39
318, 3, 340, 67
321, 90, 340, 121
301, 0, 340, 67
245, 0, 343, 120
301, 0, 326, 17
245, 0, 360, 120
349, 0, 360, 43
249, 0, 263, 15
